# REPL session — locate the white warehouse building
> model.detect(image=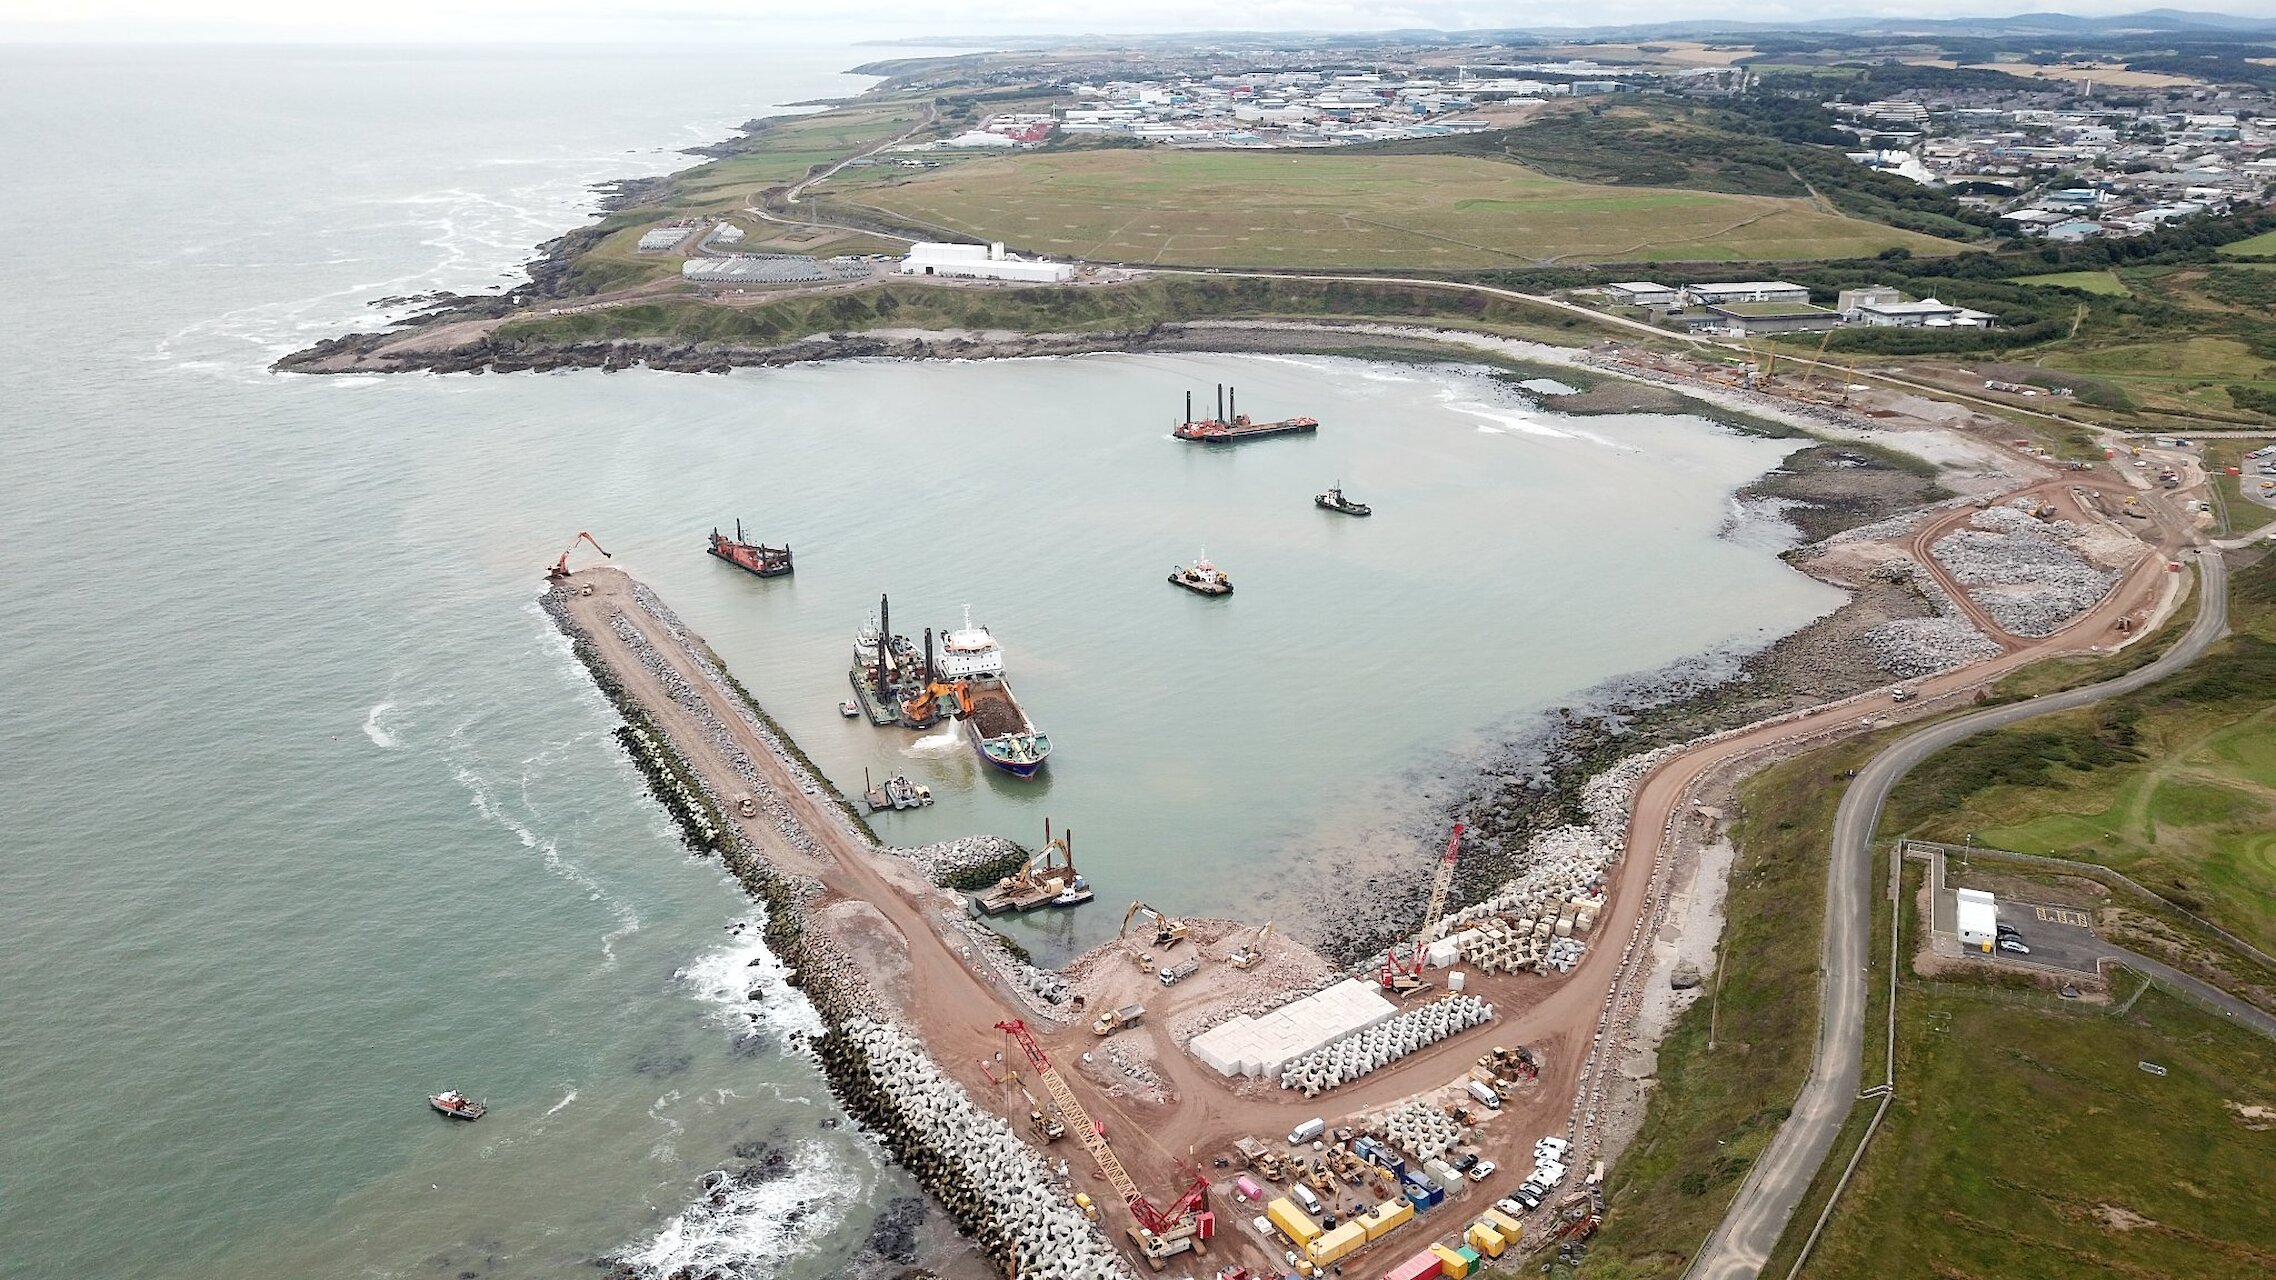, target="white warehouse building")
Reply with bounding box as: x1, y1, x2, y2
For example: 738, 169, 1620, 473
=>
898, 241, 1073, 284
